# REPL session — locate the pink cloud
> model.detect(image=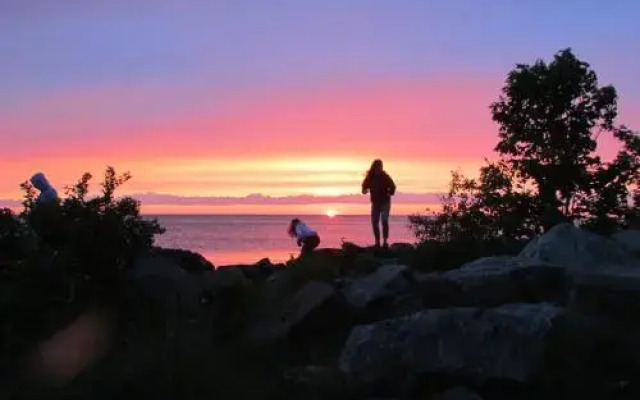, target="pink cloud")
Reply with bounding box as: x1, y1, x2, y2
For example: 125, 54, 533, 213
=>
0, 76, 504, 161
0, 199, 20, 209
